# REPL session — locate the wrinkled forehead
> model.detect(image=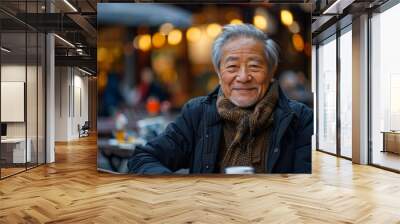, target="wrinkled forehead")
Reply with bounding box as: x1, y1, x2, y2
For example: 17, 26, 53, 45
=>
220, 37, 266, 62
